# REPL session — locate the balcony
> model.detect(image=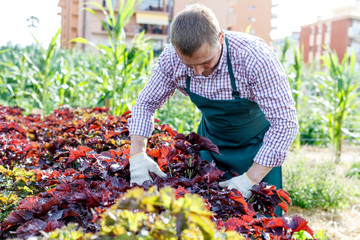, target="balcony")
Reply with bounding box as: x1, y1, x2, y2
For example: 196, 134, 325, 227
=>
142, 5, 164, 11
125, 23, 168, 38
136, 11, 169, 26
